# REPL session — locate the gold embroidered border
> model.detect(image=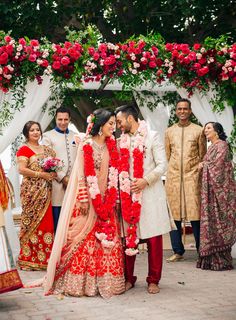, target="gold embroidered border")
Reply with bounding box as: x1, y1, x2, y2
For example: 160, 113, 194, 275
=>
18, 259, 47, 270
